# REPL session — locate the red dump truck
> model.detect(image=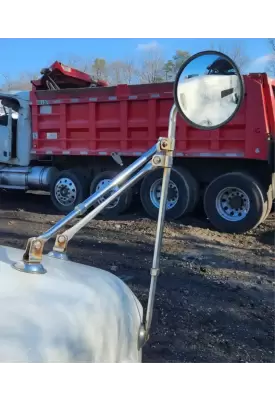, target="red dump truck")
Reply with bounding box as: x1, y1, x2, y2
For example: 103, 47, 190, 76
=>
0, 61, 274, 233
